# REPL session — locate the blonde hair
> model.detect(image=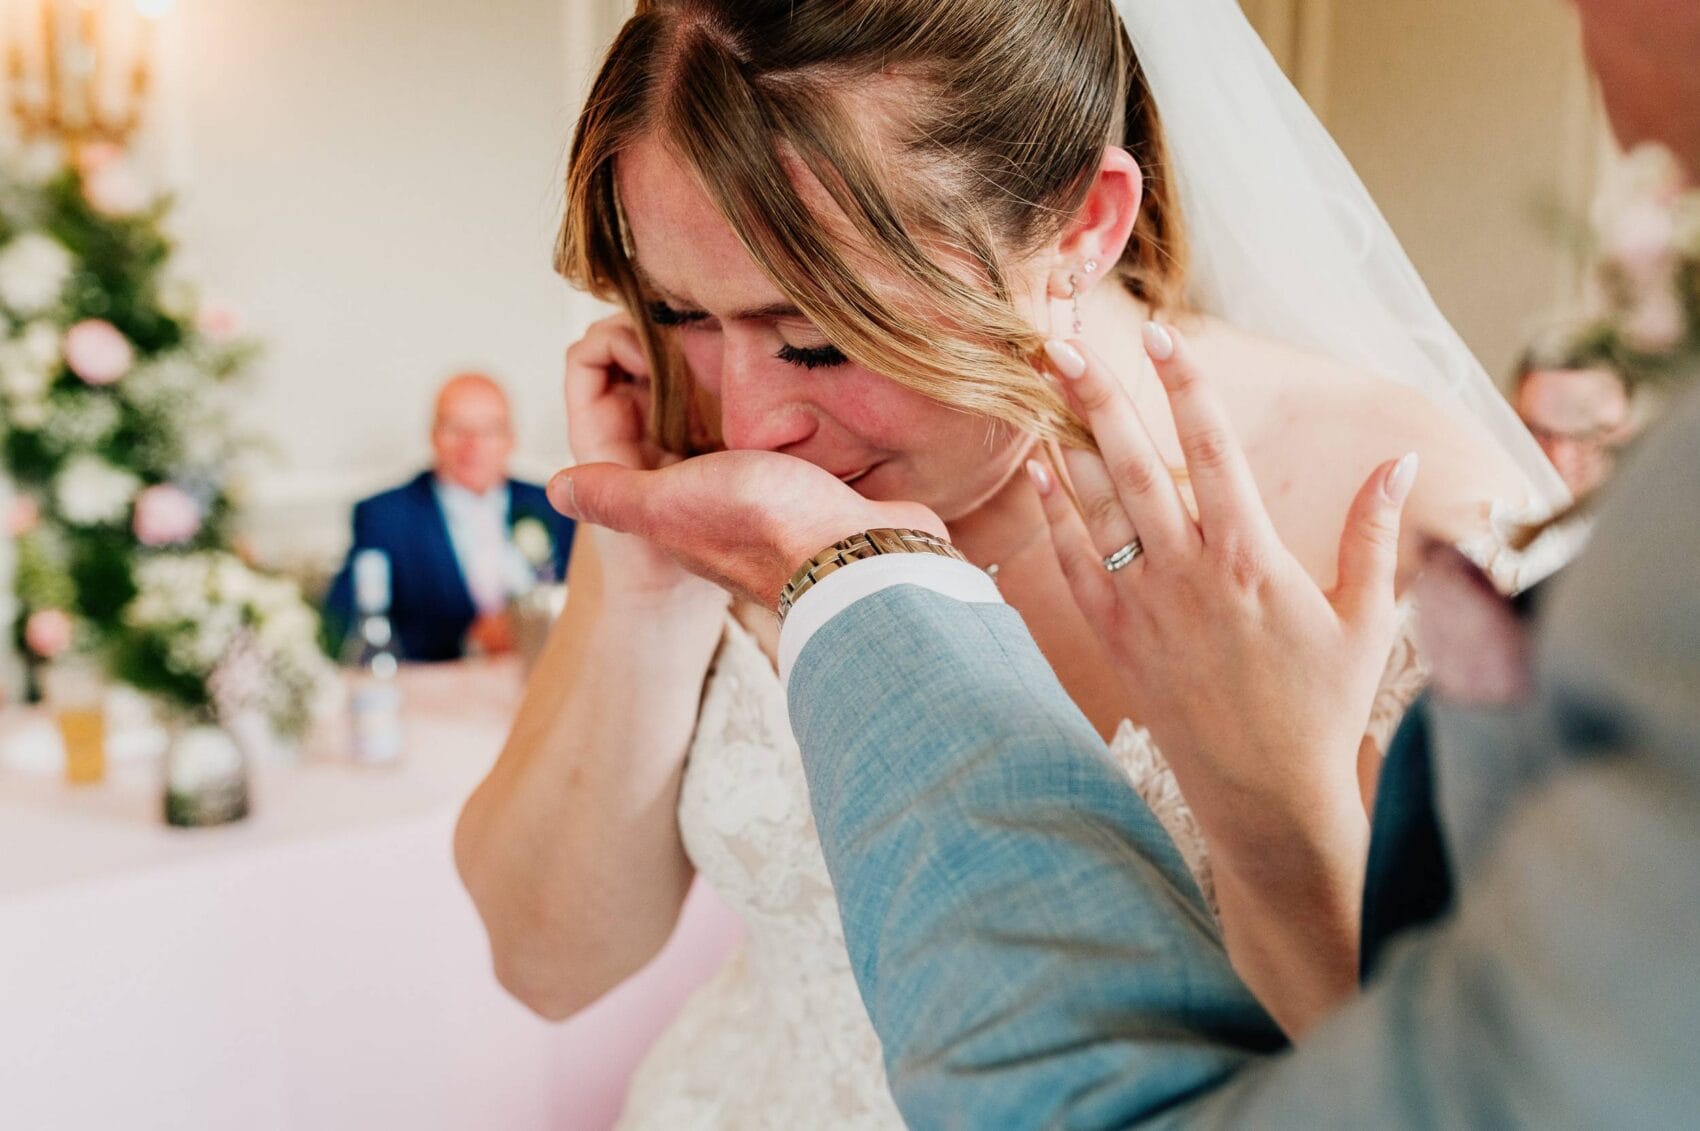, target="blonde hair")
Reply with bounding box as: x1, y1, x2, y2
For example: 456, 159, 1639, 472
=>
557, 0, 1189, 455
